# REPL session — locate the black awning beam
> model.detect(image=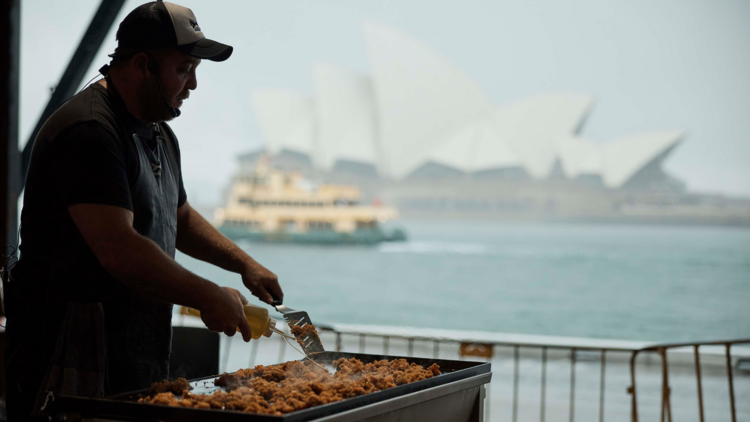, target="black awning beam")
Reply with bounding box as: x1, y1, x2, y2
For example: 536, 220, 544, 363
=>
1, 0, 21, 248
0, 0, 126, 250
21, 0, 127, 181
